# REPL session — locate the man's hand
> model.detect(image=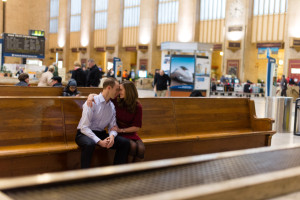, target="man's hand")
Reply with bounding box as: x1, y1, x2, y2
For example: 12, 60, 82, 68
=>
106, 135, 115, 148
87, 94, 97, 107
110, 126, 120, 132
97, 138, 109, 148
